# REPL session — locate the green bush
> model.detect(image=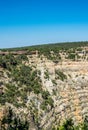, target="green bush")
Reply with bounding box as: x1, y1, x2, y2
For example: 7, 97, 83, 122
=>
67, 53, 76, 60
41, 91, 54, 110
1, 107, 29, 130
55, 70, 67, 81
44, 70, 49, 79
0, 54, 18, 70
